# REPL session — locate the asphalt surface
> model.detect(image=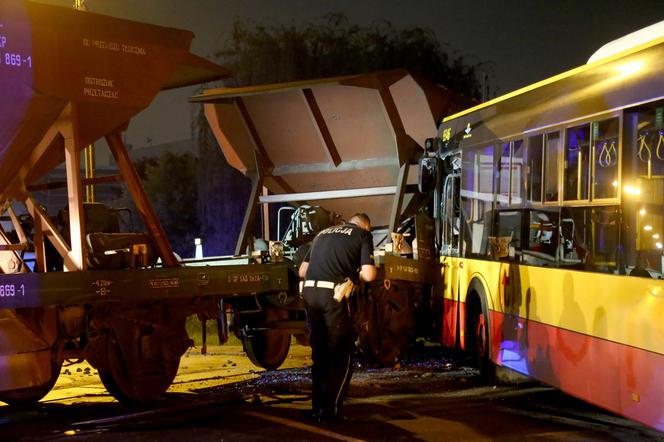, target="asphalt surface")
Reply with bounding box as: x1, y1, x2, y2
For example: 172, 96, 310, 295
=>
1, 343, 662, 441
